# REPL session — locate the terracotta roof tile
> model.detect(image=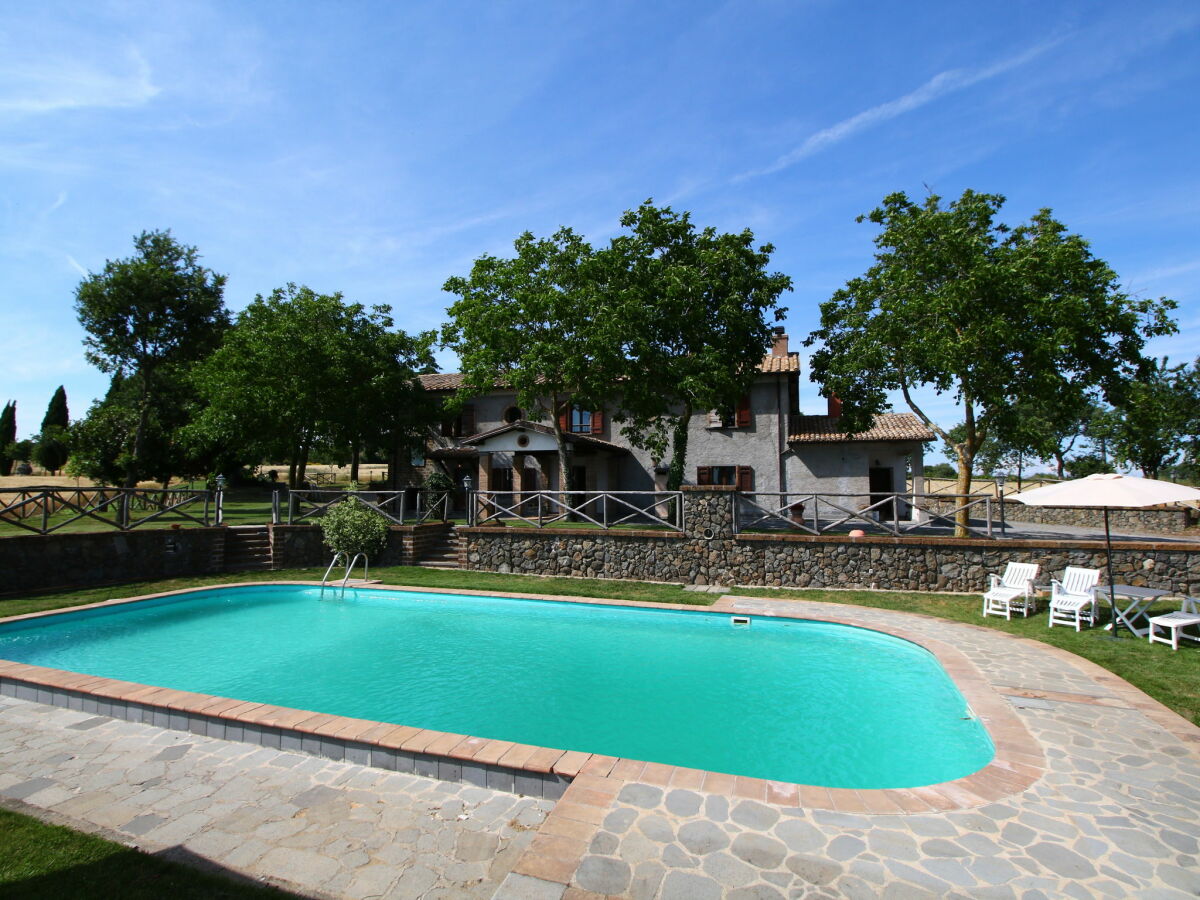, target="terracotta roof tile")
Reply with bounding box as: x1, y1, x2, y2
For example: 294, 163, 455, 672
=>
788, 413, 934, 443
418, 352, 799, 392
